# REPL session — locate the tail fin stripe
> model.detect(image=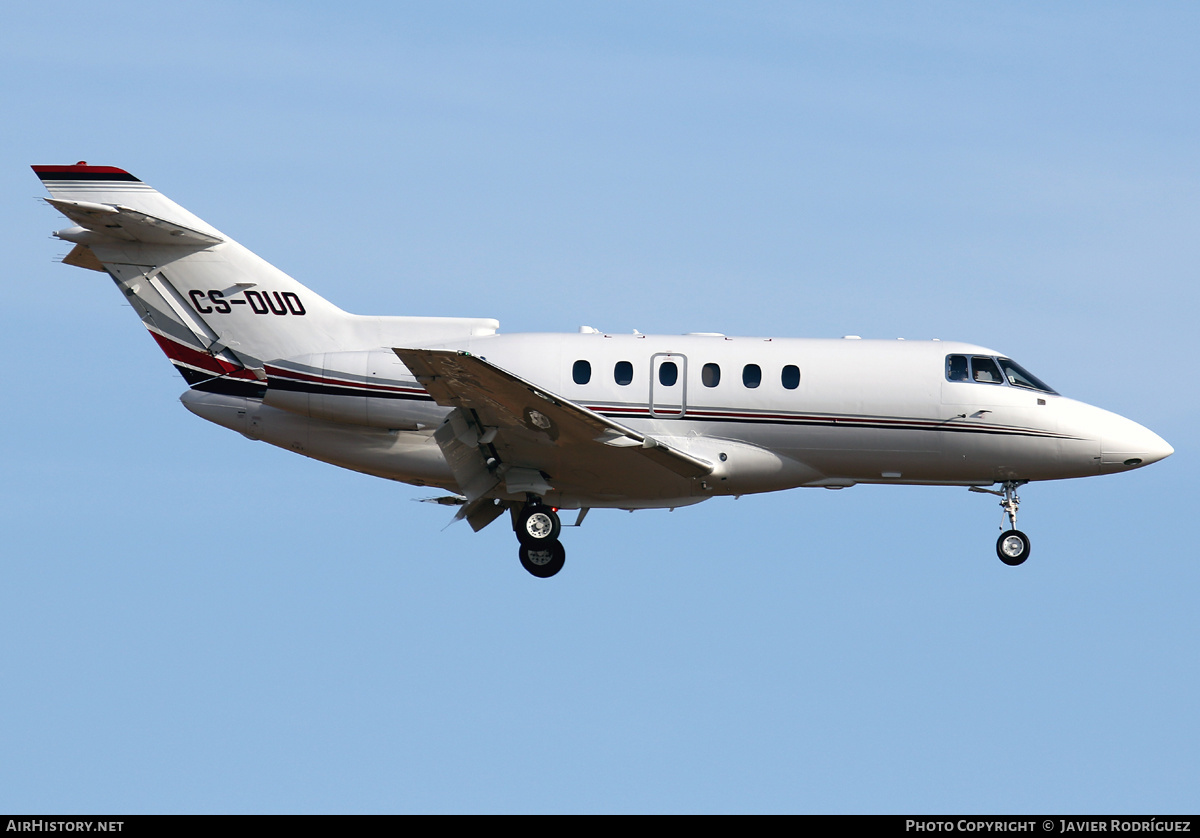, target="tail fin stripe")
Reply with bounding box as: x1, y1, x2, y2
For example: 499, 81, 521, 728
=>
33, 164, 140, 182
